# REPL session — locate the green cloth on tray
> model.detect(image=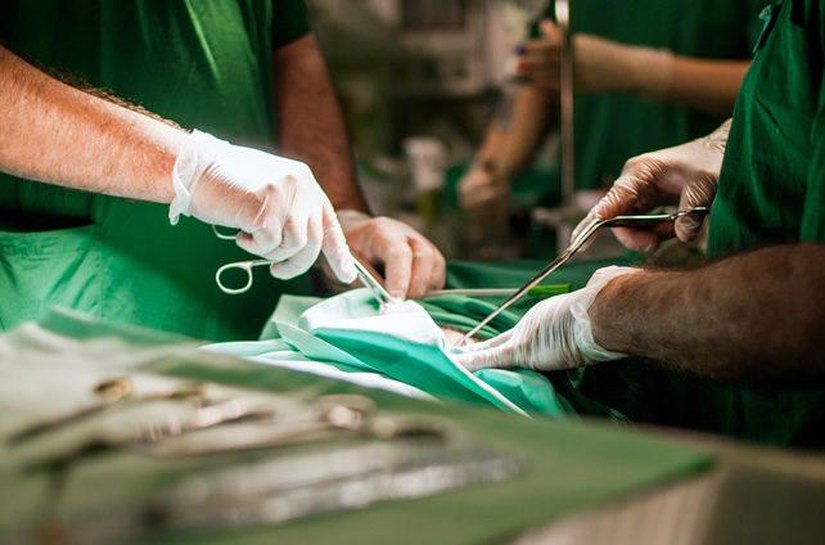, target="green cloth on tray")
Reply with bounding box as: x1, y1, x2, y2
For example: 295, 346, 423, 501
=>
1, 309, 712, 545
